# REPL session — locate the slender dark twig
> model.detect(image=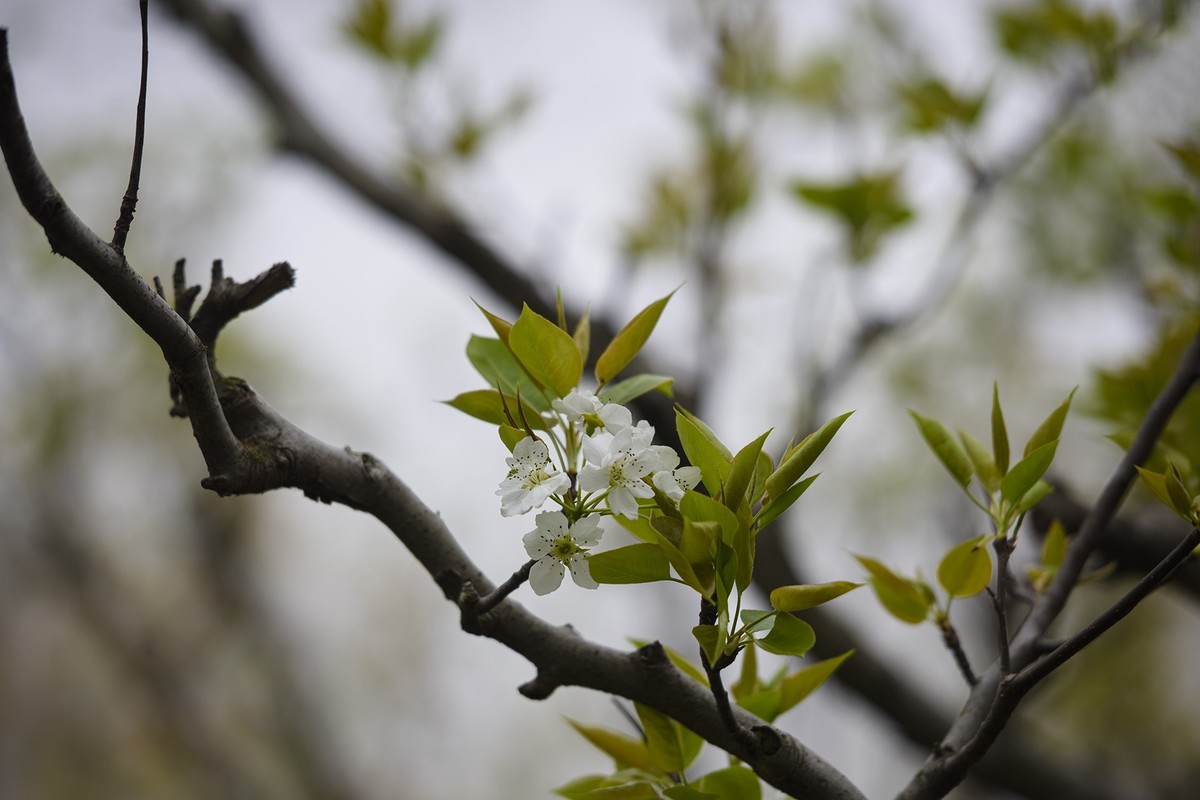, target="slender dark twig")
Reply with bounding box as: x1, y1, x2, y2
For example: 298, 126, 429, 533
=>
937, 617, 977, 687
471, 559, 534, 616
112, 0, 150, 252
990, 537, 1015, 676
